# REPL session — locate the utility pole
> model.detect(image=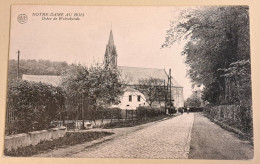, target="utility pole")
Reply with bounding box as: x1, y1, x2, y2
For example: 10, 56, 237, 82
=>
17, 50, 20, 79
82, 93, 85, 129
164, 80, 166, 113
169, 69, 172, 113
